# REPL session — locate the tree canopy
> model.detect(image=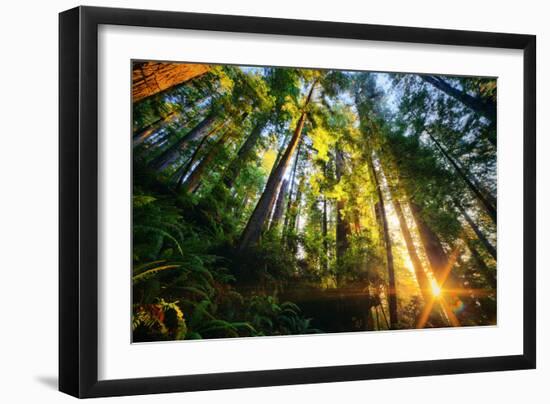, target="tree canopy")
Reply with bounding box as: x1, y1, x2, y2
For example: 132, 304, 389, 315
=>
131, 62, 497, 341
